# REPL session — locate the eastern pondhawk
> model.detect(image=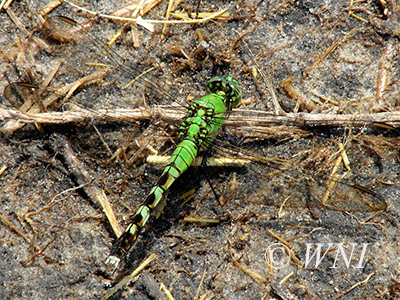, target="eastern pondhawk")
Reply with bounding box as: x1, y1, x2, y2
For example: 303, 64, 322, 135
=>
2, 11, 391, 273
